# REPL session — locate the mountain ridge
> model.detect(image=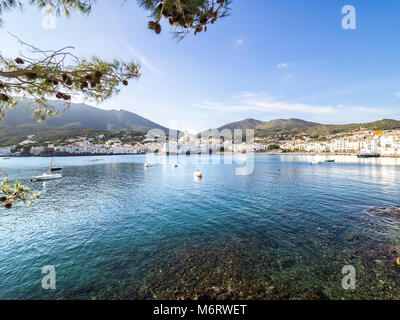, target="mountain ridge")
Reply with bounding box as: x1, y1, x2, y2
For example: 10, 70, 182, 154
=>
200, 118, 400, 138
0, 99, 170, 133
